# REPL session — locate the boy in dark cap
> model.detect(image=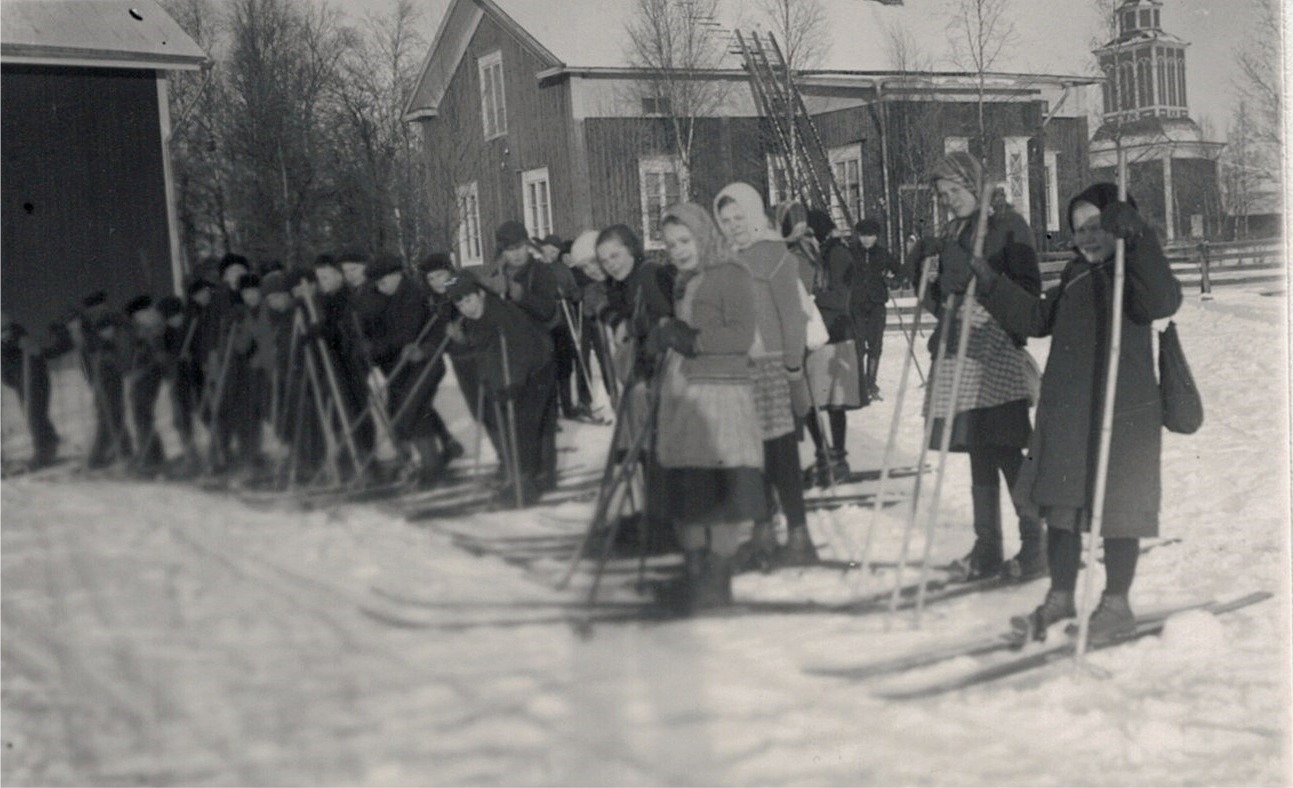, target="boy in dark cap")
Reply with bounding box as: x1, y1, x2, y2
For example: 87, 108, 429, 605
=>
124, 295, 168, 472
305, 255, 374, 474
850, 217, 901, 401
445, 271, 556, 505
418, 253, 473, 463
156, 295, 200, 472
1, 311, 70, 469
